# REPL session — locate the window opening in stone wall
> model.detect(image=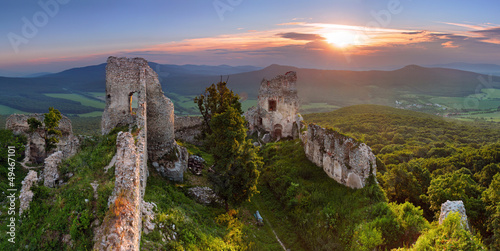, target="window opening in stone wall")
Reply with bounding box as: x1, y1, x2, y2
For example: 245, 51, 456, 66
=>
129, 92, 139, 114
269, 100, 277, 111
